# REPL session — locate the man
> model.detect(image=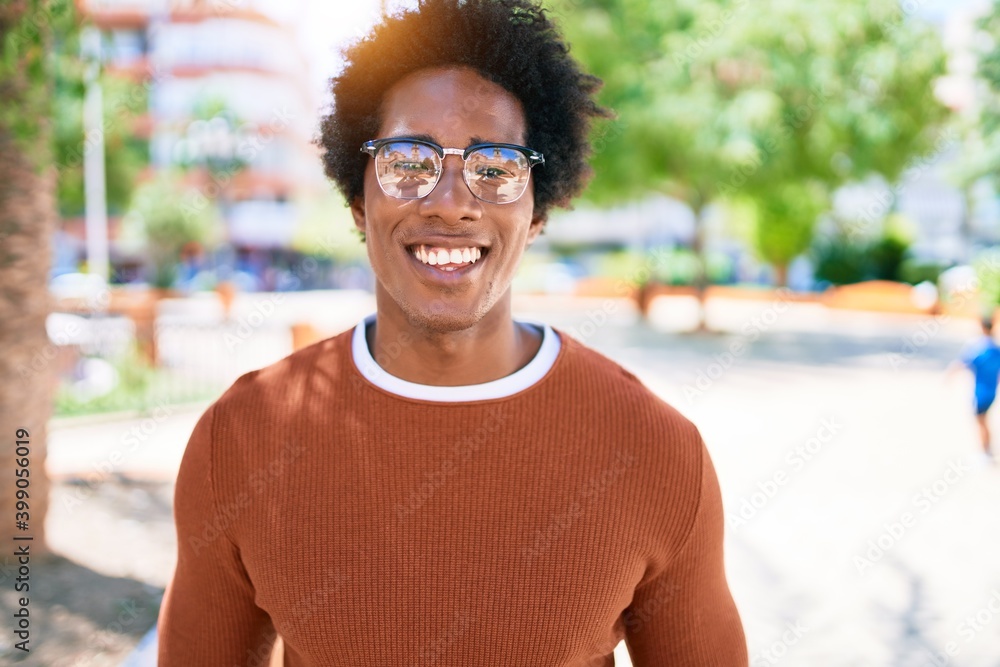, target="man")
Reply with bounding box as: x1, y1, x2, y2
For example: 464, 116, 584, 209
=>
157, 1, 748, 665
